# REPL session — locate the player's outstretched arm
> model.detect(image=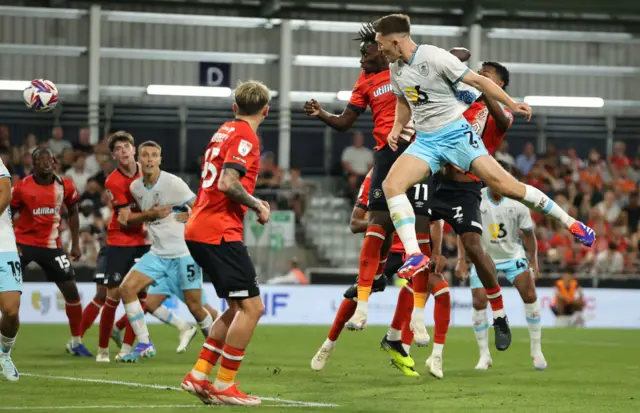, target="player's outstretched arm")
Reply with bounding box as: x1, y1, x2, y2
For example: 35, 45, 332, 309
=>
118, 203, 171, 227
520, 229, 539, 279
0, 176, 10, 216
461, 71, 531, 121
304, 99, 360, 132
219, 167, 270, 224
349, 205, 368, 234
482, 93, 513, 133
